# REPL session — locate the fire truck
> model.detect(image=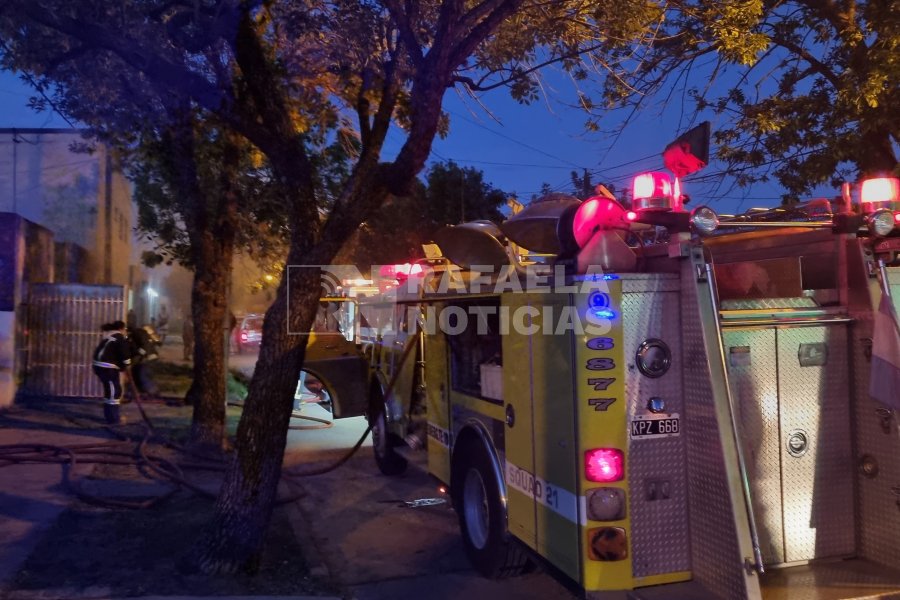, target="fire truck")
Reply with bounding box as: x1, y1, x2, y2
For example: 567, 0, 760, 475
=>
308, 136, 900, 598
